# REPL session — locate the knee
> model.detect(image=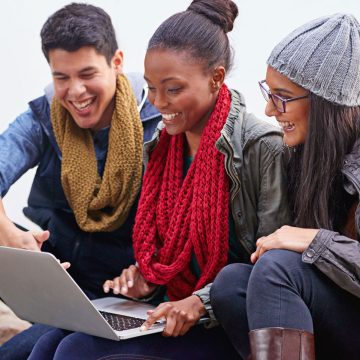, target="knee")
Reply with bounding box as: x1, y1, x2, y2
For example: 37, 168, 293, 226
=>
250, 249, 303, 286
211, 263, 251, 313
